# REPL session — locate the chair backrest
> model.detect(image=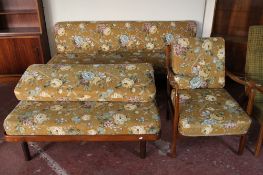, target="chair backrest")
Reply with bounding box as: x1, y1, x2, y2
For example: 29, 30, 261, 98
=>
245, 26, 263, 103
54, 21, 197, 54
170, 37, 225, 89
